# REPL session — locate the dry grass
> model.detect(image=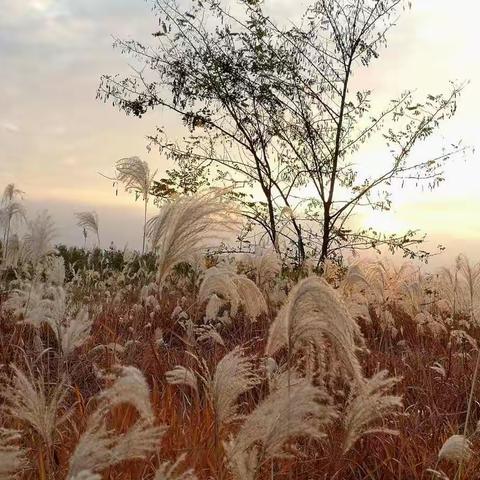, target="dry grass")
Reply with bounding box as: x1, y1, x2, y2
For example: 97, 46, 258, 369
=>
1, 266, 480, 480
2, 191, 480, 479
